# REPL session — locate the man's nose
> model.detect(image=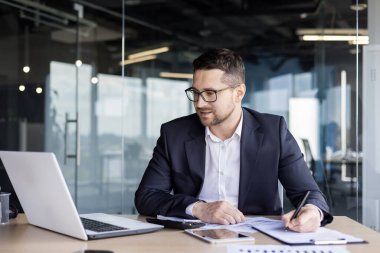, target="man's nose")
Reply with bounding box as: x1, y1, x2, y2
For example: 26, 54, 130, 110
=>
195, 96, 208, 107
